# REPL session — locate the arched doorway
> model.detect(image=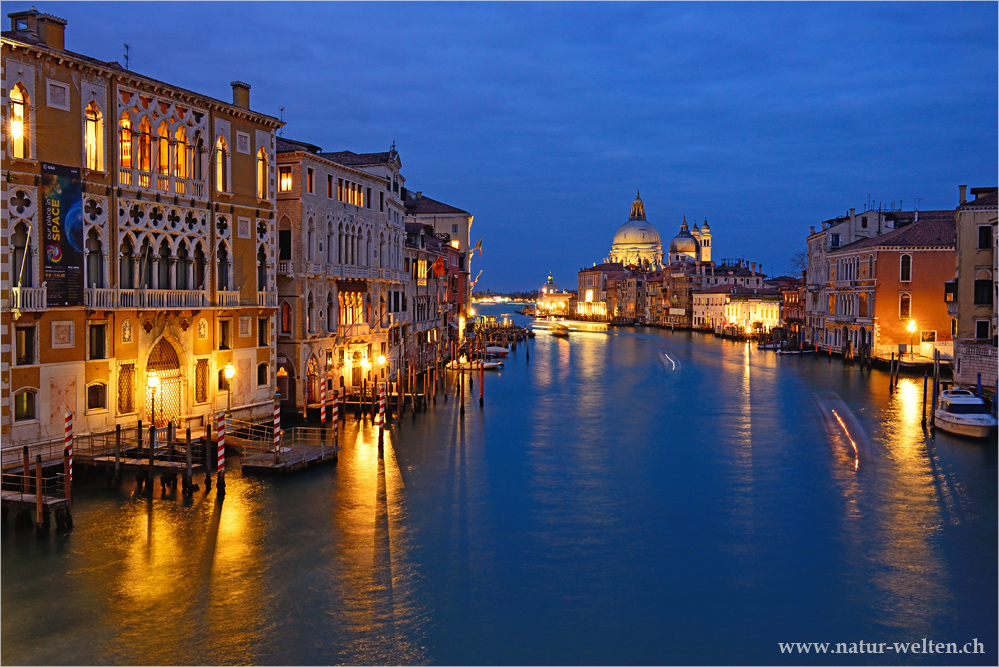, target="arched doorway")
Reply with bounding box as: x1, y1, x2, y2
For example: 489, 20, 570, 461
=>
147, 338, 181, 427
306, 356, 319, 405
